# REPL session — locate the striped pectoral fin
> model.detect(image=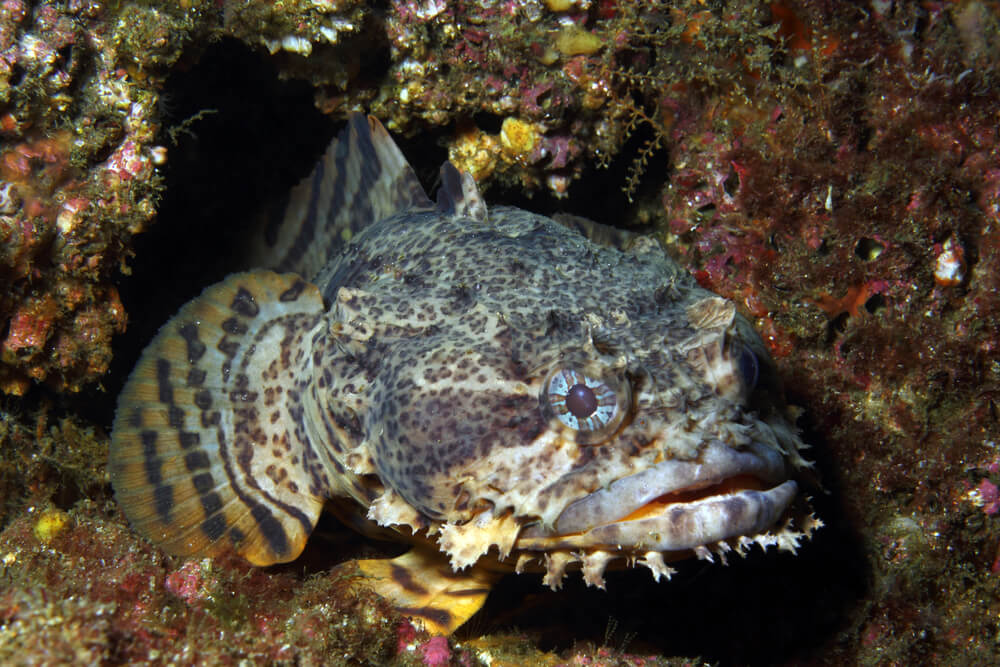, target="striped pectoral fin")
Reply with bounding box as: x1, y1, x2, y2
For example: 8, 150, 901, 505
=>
110, 270, 332, 566
339, 548, 498, 635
